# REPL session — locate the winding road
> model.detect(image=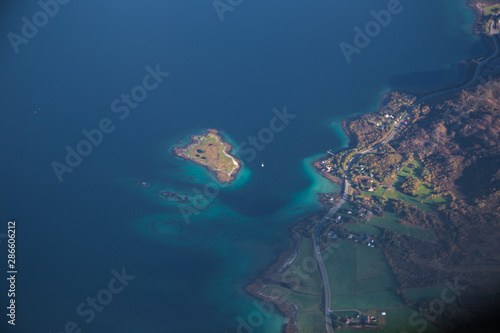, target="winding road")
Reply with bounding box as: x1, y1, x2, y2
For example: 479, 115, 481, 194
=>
312, 33, 499, 333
